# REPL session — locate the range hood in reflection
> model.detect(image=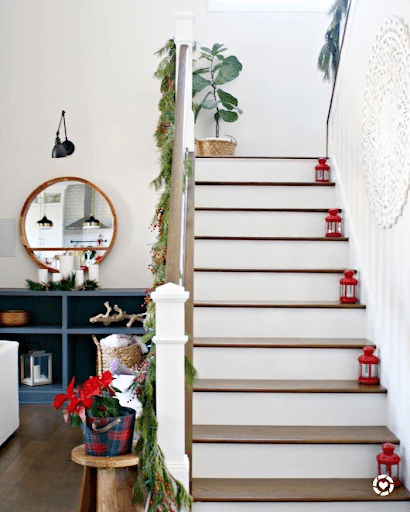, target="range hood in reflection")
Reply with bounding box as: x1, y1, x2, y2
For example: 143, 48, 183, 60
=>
65, 185, 109, 230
